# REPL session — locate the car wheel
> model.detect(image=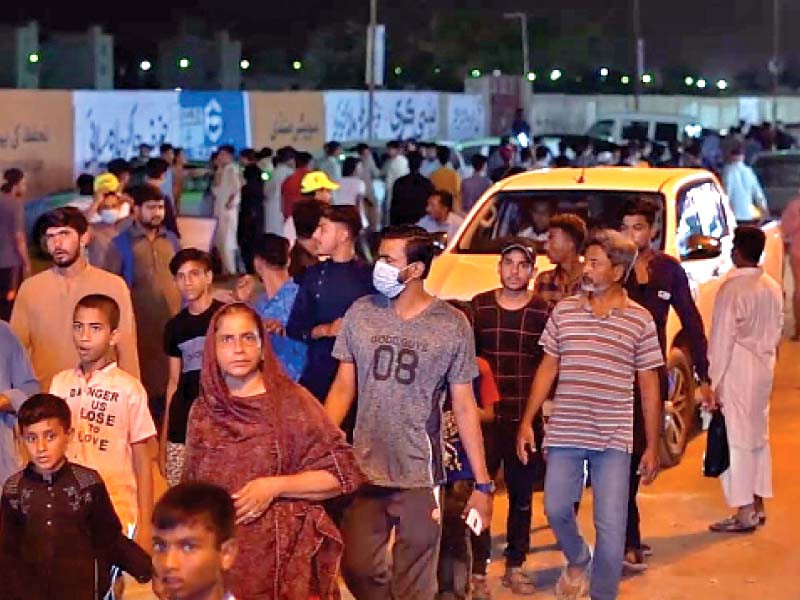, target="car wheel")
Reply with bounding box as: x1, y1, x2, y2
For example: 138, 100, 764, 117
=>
659, 346, 696, 468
